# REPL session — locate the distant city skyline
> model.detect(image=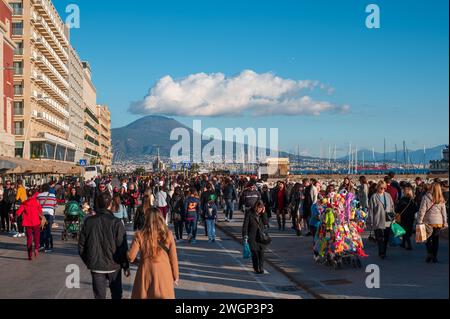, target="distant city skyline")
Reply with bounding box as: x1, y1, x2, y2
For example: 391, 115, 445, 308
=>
56, 0, 449, 157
